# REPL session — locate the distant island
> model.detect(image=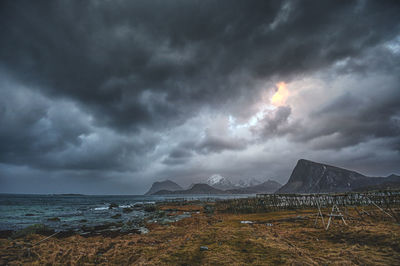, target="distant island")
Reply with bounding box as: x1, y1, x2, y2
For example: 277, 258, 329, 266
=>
57, 193, 85, 196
